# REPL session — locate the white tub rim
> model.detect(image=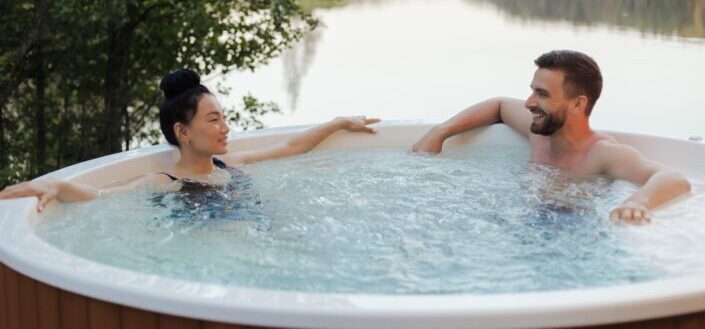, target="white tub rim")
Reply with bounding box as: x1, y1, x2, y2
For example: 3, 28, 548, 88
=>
1, 122, 704, 329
